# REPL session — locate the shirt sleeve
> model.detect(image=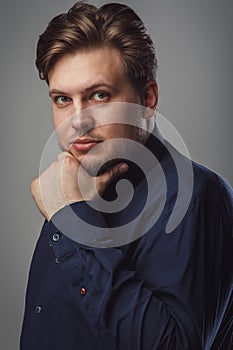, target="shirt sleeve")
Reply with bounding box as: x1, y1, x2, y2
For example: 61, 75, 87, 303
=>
48, 201, 205, 350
